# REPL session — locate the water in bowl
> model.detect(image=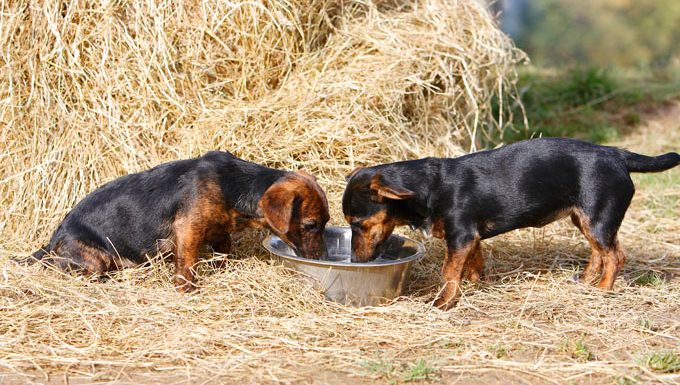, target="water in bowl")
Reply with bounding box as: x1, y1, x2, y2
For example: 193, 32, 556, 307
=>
273, 227, 419, 264
325, 253, 403, 264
